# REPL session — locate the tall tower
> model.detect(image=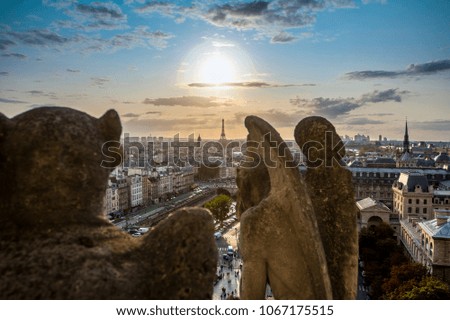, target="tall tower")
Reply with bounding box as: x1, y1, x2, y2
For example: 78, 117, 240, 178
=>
220, 118, 226, 141
403, 119, 410, 153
